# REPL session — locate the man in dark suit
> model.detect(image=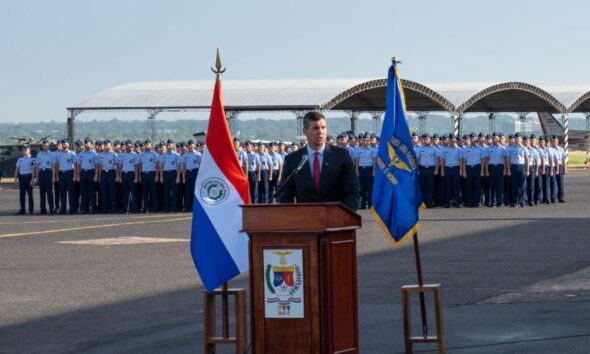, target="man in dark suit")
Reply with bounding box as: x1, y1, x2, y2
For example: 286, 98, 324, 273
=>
277, 111, 360, 211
